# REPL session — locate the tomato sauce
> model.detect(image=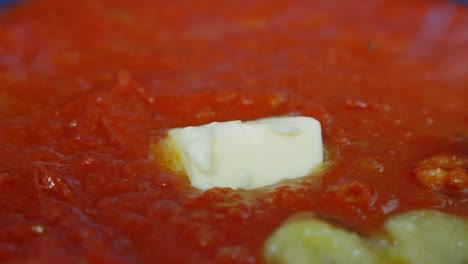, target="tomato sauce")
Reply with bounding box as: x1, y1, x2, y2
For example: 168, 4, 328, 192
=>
0, 0, 467, 263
